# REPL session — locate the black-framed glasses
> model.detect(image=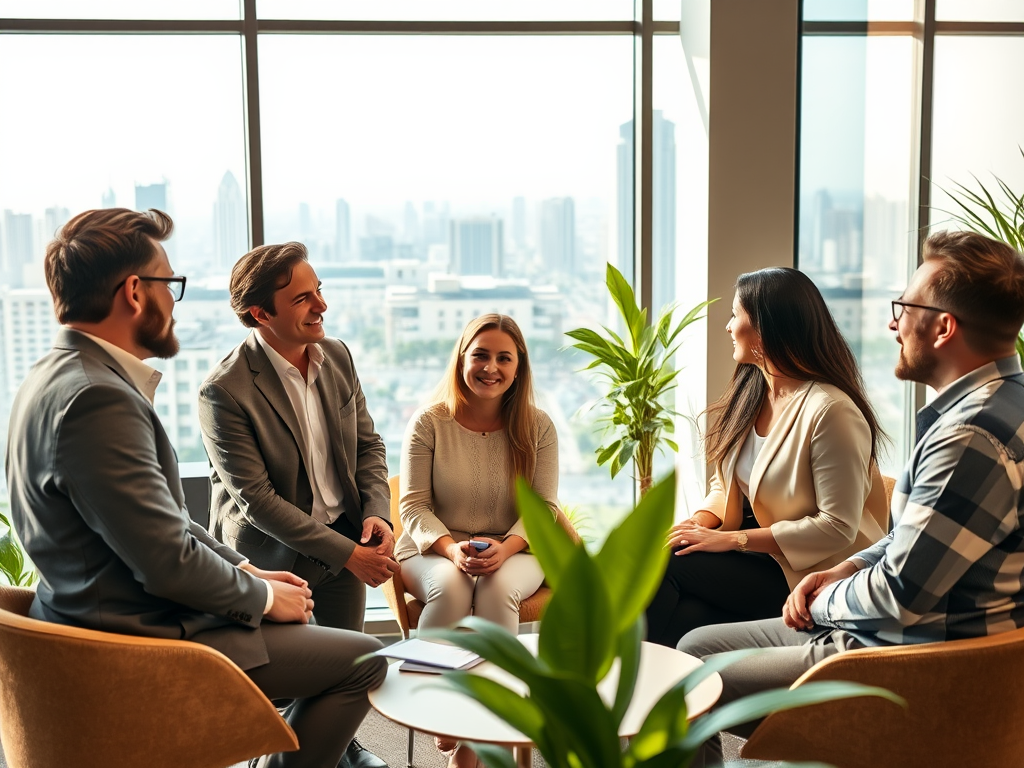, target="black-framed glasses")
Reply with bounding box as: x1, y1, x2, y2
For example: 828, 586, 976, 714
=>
112, 275, 187, 302
891, 299, 954, 324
